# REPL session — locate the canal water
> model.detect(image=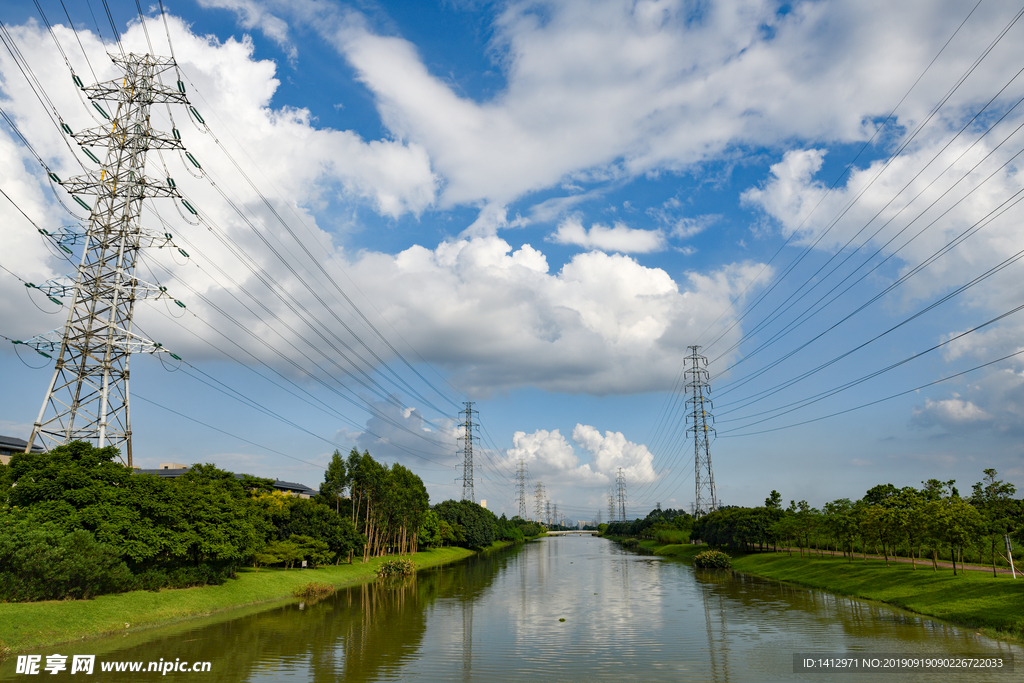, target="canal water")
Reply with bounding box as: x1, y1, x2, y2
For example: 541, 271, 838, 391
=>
6, 536, 1019, 681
